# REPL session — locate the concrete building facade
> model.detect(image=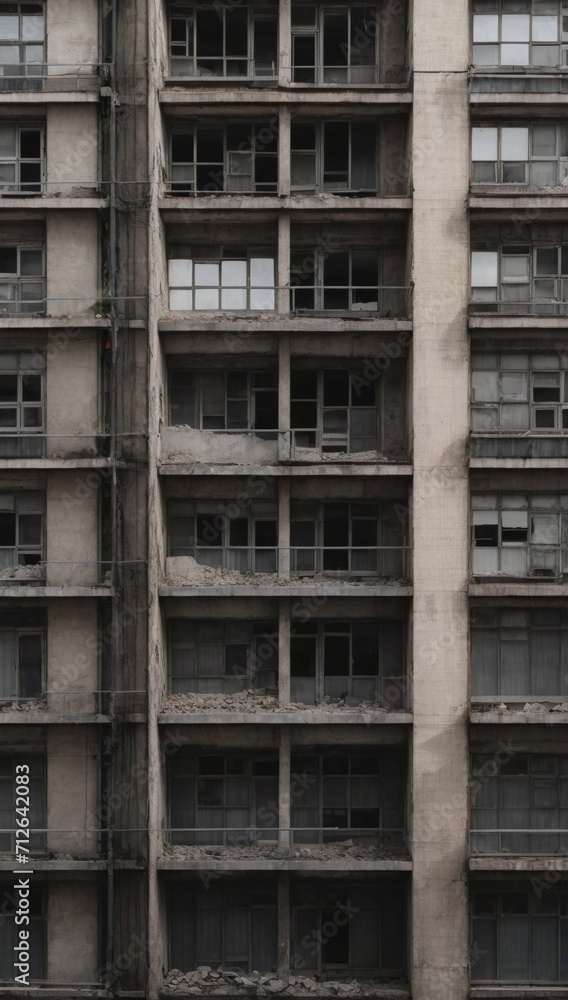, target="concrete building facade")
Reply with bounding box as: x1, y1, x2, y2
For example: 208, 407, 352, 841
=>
0, 0, 567, 998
